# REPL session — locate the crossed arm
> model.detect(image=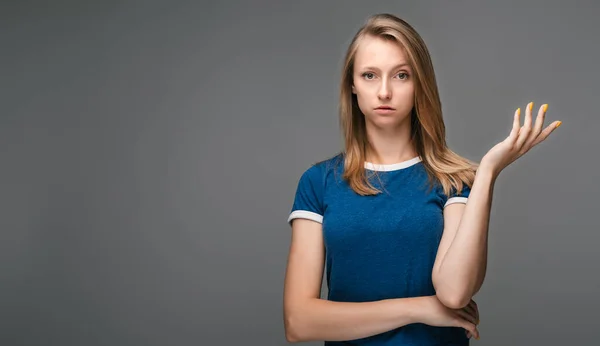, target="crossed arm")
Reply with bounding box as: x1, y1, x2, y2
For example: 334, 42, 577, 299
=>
432, 166, 497, 309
